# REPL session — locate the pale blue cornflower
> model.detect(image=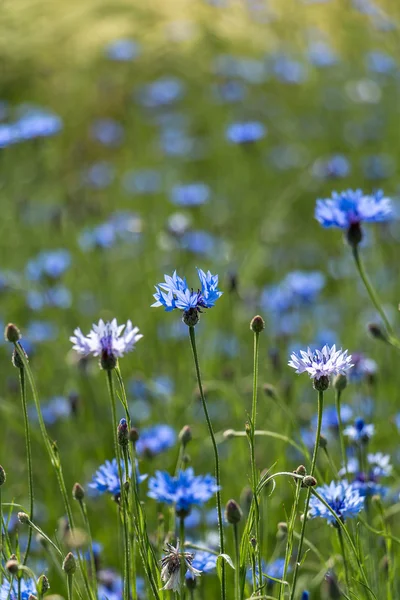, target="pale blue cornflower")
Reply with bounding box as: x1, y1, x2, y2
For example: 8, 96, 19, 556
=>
152, 268, 222, 325
89, 458, 147, 498
187, 550, 217, 580
288, 345, 353, 384
225, 121, 266, 144
343, 417, 374, 444
136, 424, 176, 457
315, 189, 392, 229
148, 468, 219, 516
70, 319, 142, 369
0, 578, 37, 600
339, 453, 391, 497
309, 480, 364, 524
